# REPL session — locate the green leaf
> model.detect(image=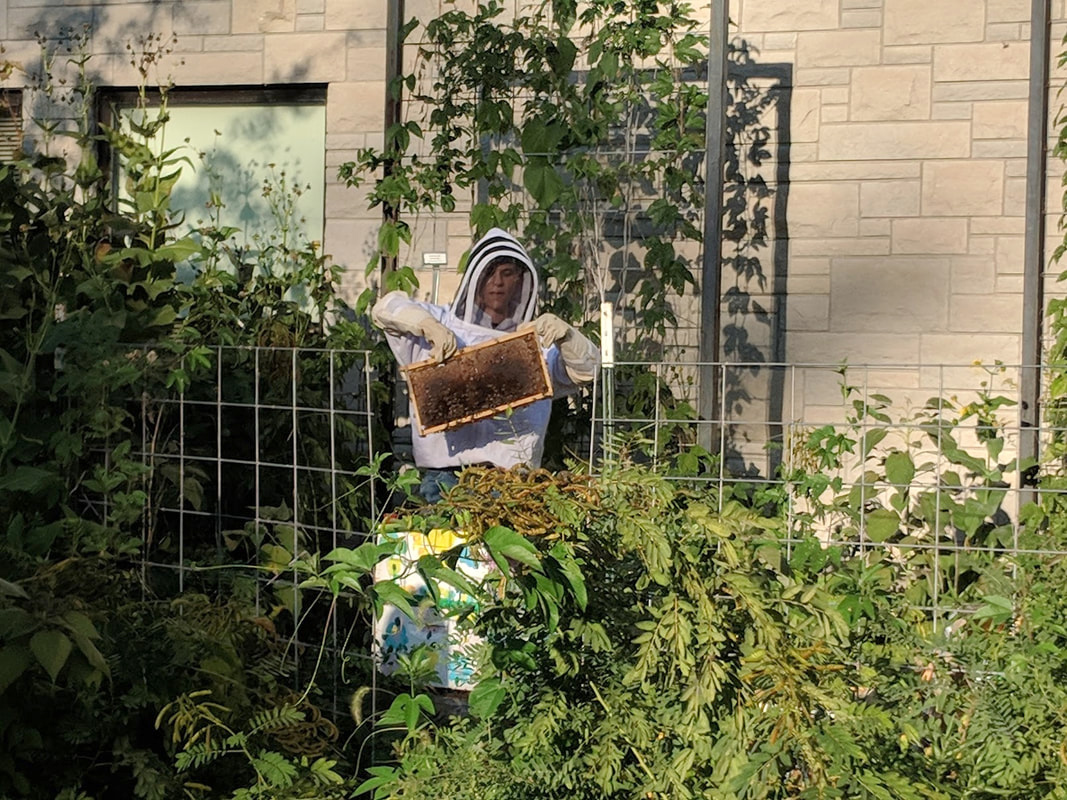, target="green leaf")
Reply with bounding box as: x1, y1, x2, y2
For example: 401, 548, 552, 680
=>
523, 158, 564, 209
728, 750, 774, 793
973, 594, 1013, 624
146, 305, 178, 328
598, 49, 619, 79
380, 692, 434, 733
59, 610, 100, 640
324, 541, 393, 573
251, 750, 297, 788
386, 121, 410, 151
0, 645, 32, 693
941, 438, 988, 475
0, 578, 28, 599
0, 608, 38, 638
0, 466, 60, 494
520, 119, 564, 155
308, 757, 344, 786
154, 239, 204, 261
354, 765, 399, 797
29, 629, 73, 683
494, 641, 537, 671
372, 581, 416, 621
483, 526, 540, 572
953, 498, 987, 537
864, 508, 900, 543
417, 554, 479, 600
70, 630, 110, 676
789, 537, 827, 573
548, 37, 578, 76
378, 222, 401, 257
260, 544, 293, 574
547, 542, 587, 609
837, 594, 861, 624
468, 677, 506, 718
884, 451, 915, 485
469, 203, 503, 237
